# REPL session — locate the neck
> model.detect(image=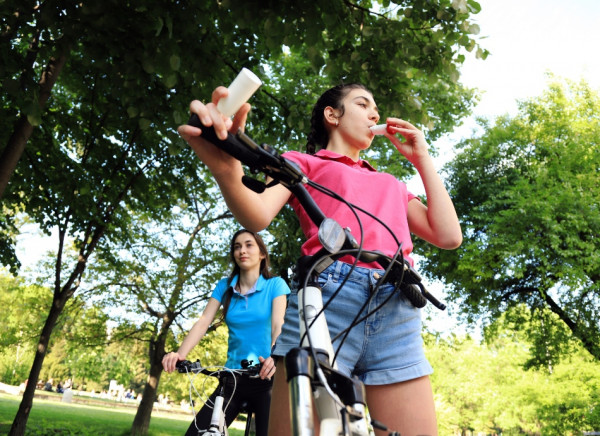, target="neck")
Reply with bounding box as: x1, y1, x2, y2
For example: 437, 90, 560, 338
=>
326, 139, 361, 162
237, 269, 260, 293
